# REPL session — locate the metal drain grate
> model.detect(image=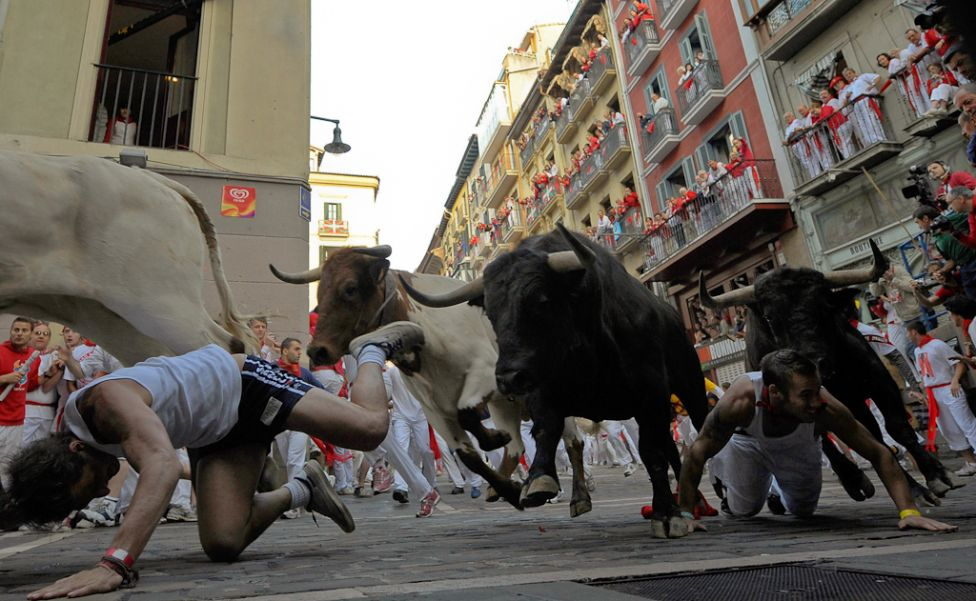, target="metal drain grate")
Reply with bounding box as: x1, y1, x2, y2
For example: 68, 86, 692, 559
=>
588, 563, 976, 601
